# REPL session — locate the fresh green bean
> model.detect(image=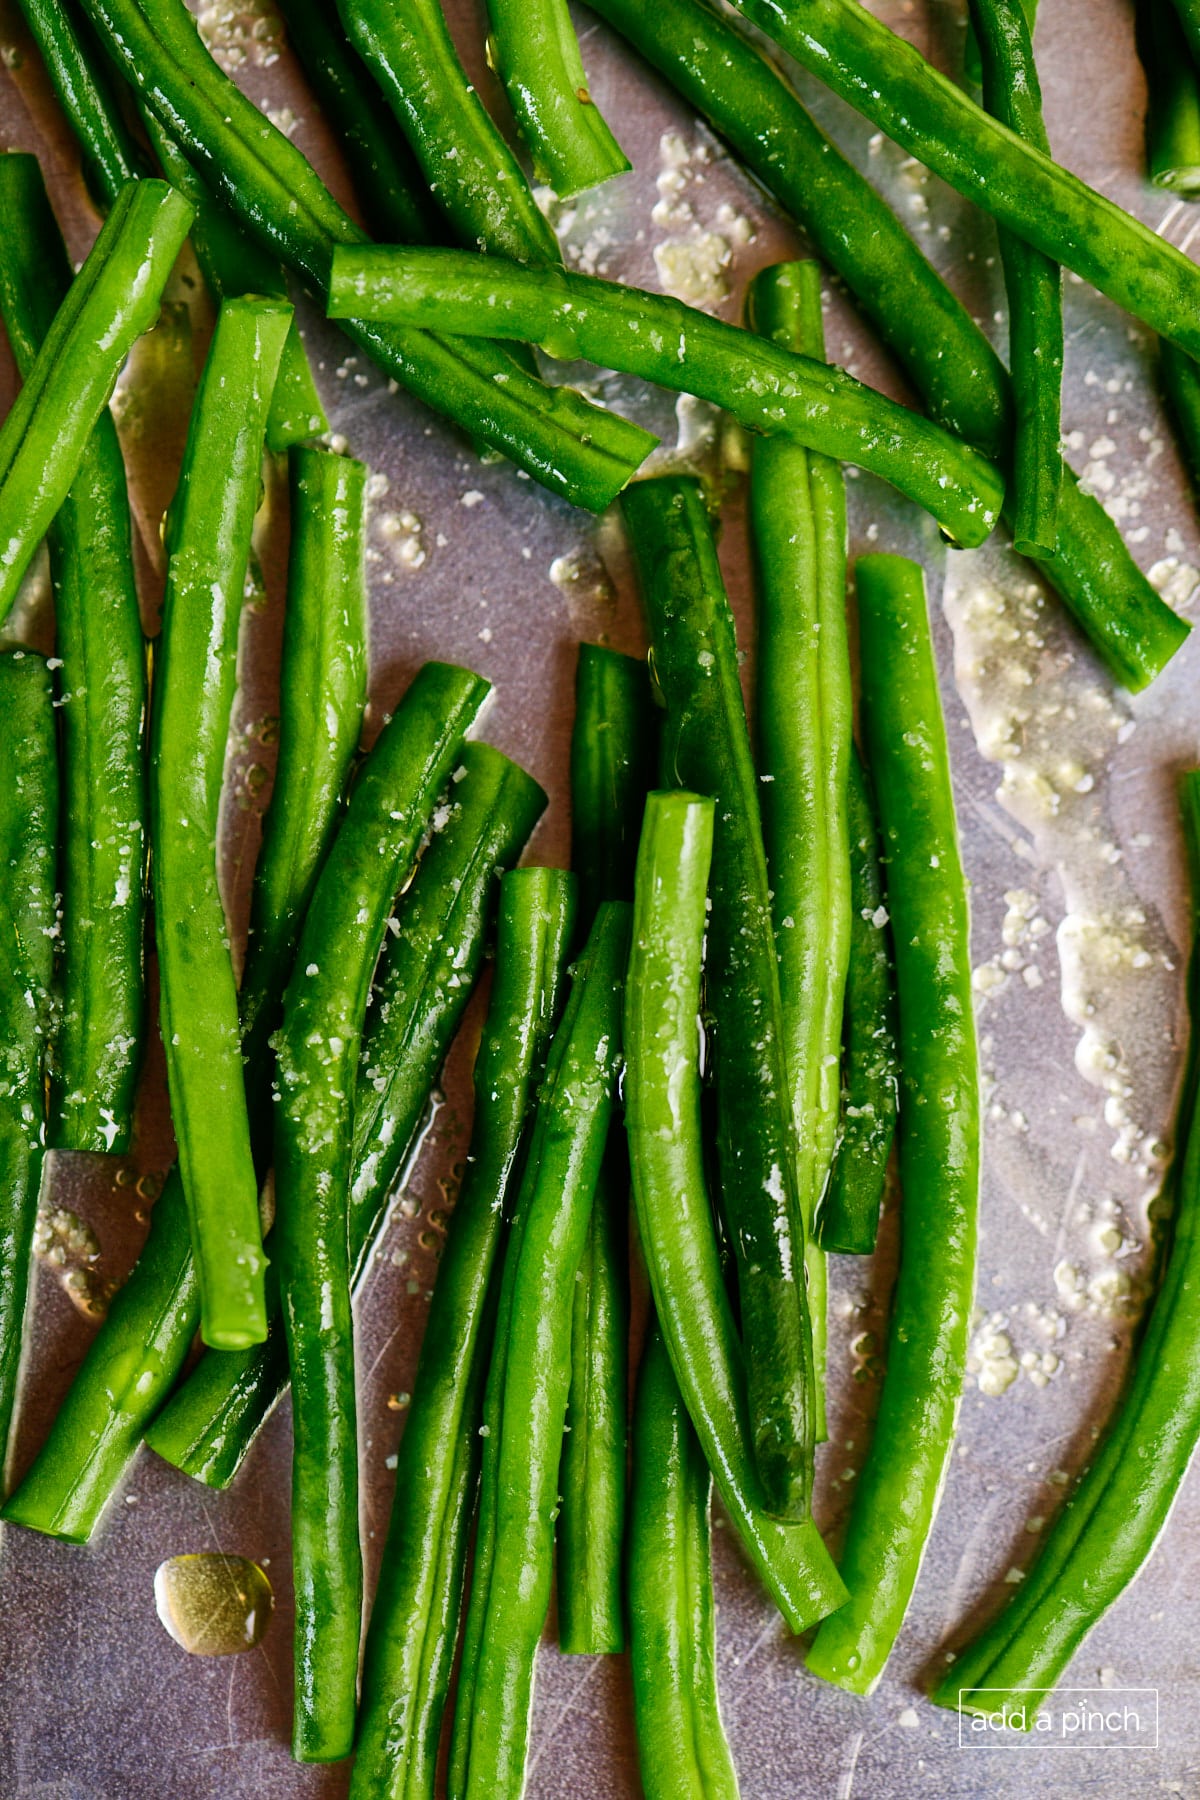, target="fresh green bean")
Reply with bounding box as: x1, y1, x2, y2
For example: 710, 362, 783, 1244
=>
935, 768, 1200, 1721
624, 789, 847, 1631
13, 0, 149, 205
963, 0, 1038, 100
352, 865, 573, 1800
451, 902, 630, 1800
967, 0, 1062, 557
484, 0, 629, 198
0, 154, 146, 1156
817, 747, 899, 1258
0, 651, 57, 1478
623, 476, 815, 1517
0, 175, 192, 621
807, 555, 979, 1694
629, 1322, 740, 1800
152, 296, 290, 1355
1137, 0, 1200, 195
238, 447, 369, 1124
557, 643, 655, 1656
747, 261, 849, 1417
1168, 0, 1200, 72
275, 0, 439, 245
77, 0, 657, 510
585, 0, 1189, 689
329, 249, 1004, 548
1160, 338, 1200, 493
